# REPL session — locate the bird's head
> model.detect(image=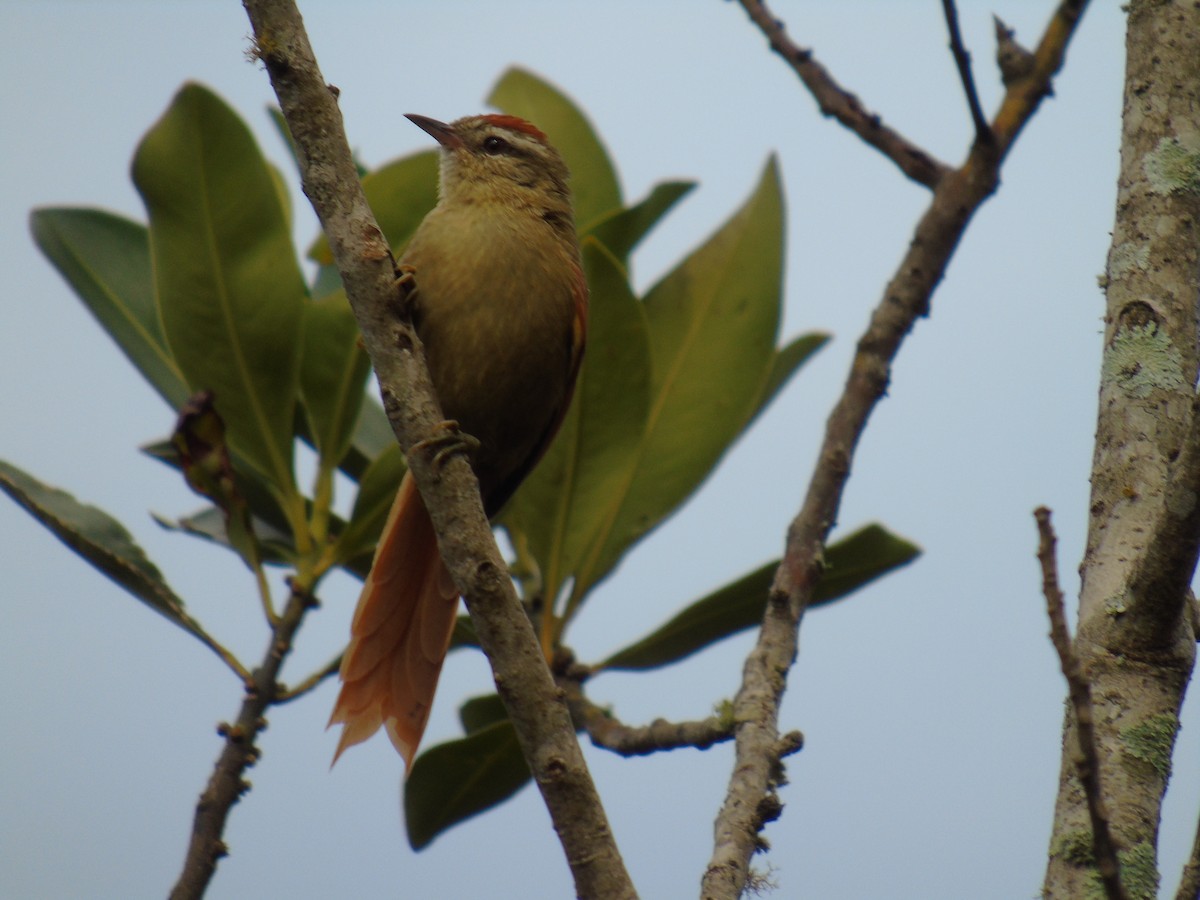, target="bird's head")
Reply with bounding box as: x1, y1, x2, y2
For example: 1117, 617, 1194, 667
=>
405, 113, 572, 212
